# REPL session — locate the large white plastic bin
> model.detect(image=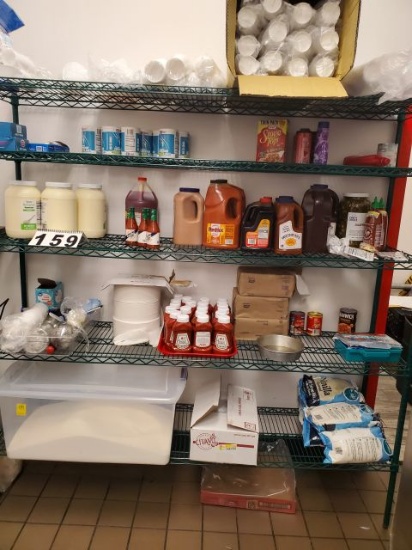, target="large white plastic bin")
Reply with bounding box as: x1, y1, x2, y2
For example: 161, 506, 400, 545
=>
0, 361, 187, 464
